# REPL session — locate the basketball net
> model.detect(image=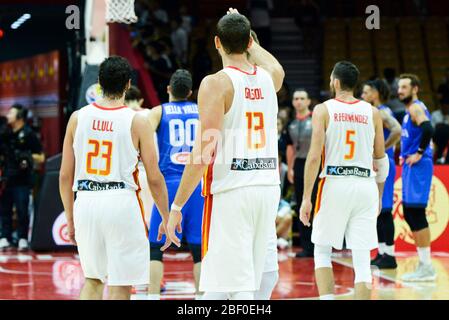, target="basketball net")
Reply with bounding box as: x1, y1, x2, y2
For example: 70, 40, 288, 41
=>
105, 0, 138, 24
